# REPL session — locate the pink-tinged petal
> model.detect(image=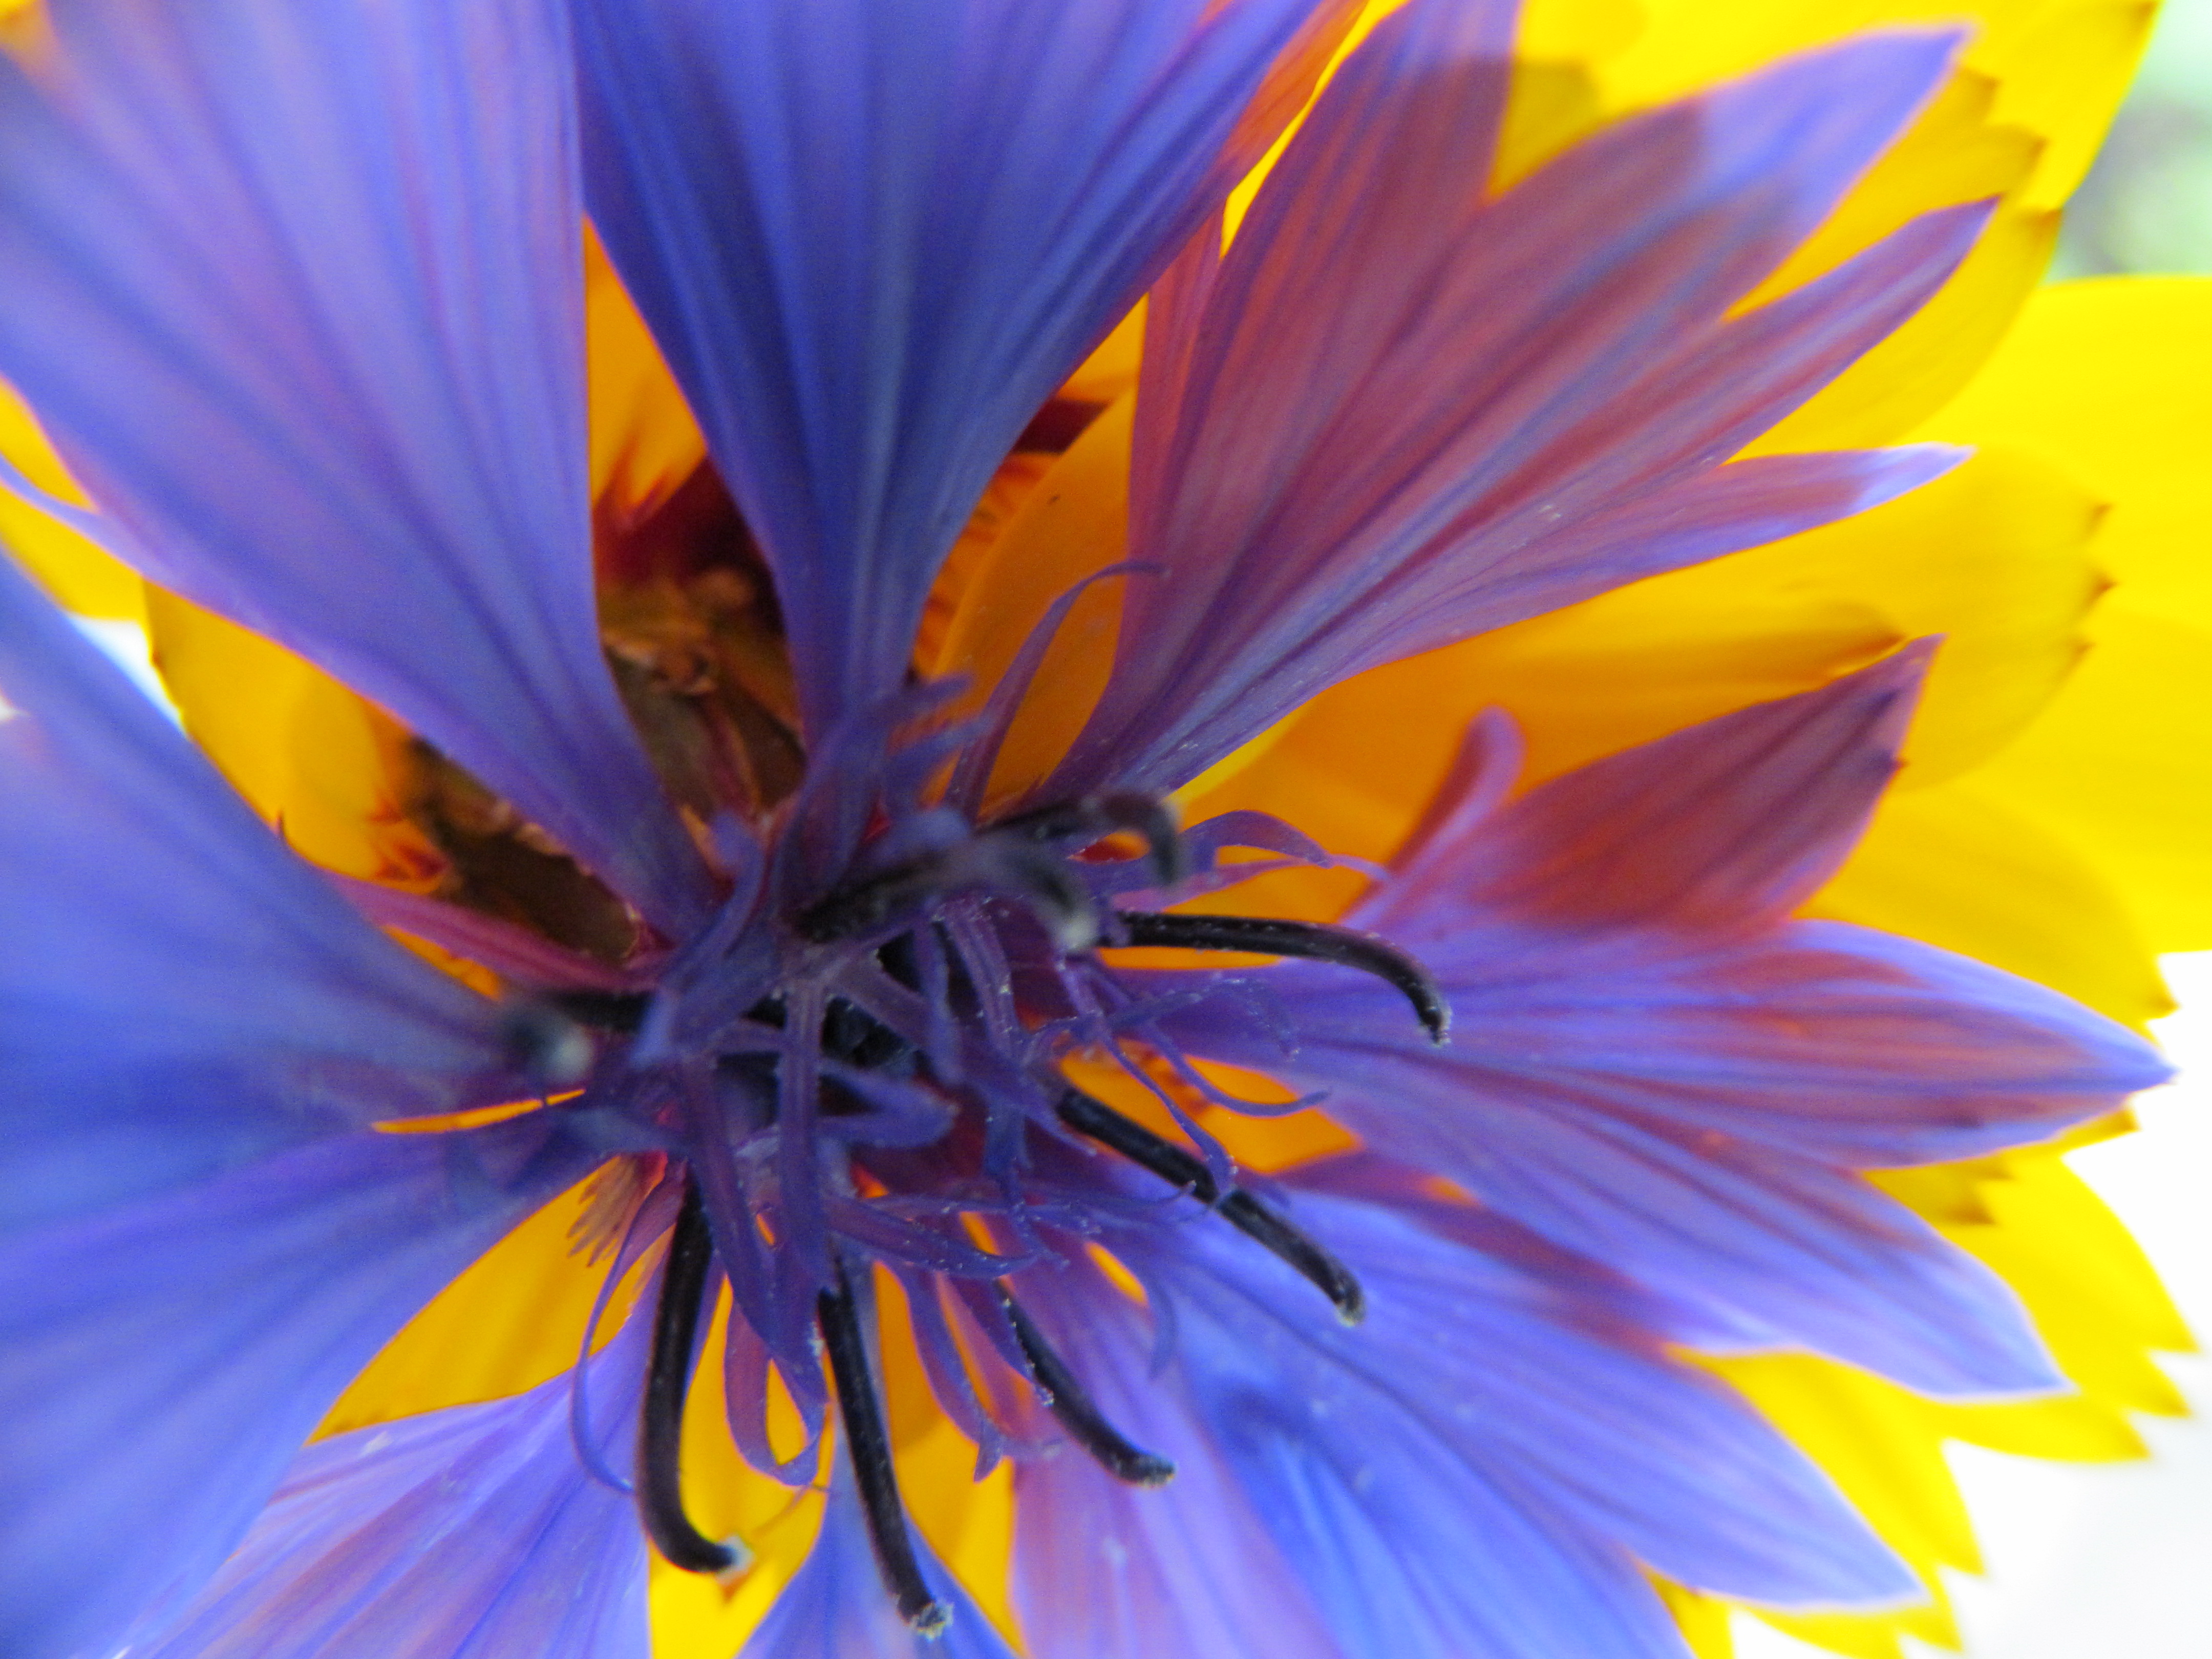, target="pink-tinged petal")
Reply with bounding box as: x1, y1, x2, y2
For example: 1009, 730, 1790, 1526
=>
1373, 639, 1940, 938
0, 1122, 592, 1659
0, 545, 513, 1233
0, 0, 712, 932
1143, 655, 2167, 1396
1056, 12, 1970, 794
573, 0, 1358, 736
134, 1293, 652, 1659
